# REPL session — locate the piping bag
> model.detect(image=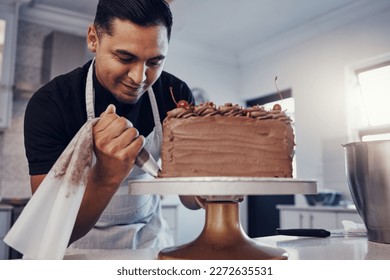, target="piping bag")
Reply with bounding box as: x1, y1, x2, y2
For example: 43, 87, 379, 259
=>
135, 147, 161, 178
3, 118, 160, 260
